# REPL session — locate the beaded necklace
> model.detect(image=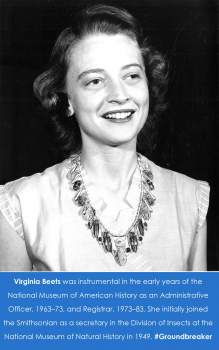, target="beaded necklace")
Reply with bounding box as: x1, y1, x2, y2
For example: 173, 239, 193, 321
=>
67, 153, 156, 266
